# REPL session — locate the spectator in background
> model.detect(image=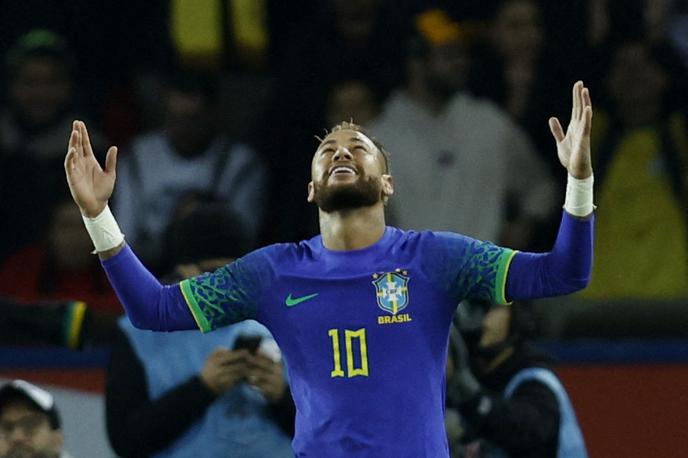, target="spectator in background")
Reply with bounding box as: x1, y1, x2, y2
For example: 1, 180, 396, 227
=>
114, 71, 267, 266
0, 380, 72, 458
0, 30, 106, 259
370, 9, 556, 249
446, 301, 587, 457
584, 39, 688, 299
0, 198, 121, 314
106, 206, 294, 457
